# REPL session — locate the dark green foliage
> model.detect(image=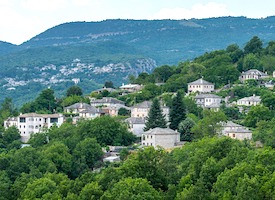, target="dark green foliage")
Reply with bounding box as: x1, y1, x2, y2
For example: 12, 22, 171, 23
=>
66, 85, 83, 97
118, 107, 130, 116
144, 98, 167, 131
104, 81, 115, 88
178, 117, 196, 141
244, 36, 263, 55
169, 91, 186, 130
